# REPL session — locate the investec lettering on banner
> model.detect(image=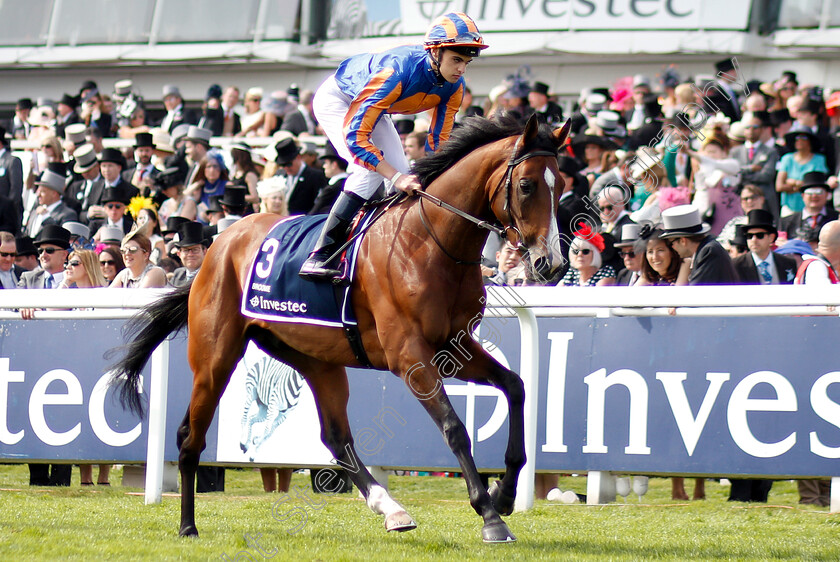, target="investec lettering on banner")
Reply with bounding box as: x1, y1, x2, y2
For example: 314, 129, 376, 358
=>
399, 0, 751, 32
536, 316, 840, 476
